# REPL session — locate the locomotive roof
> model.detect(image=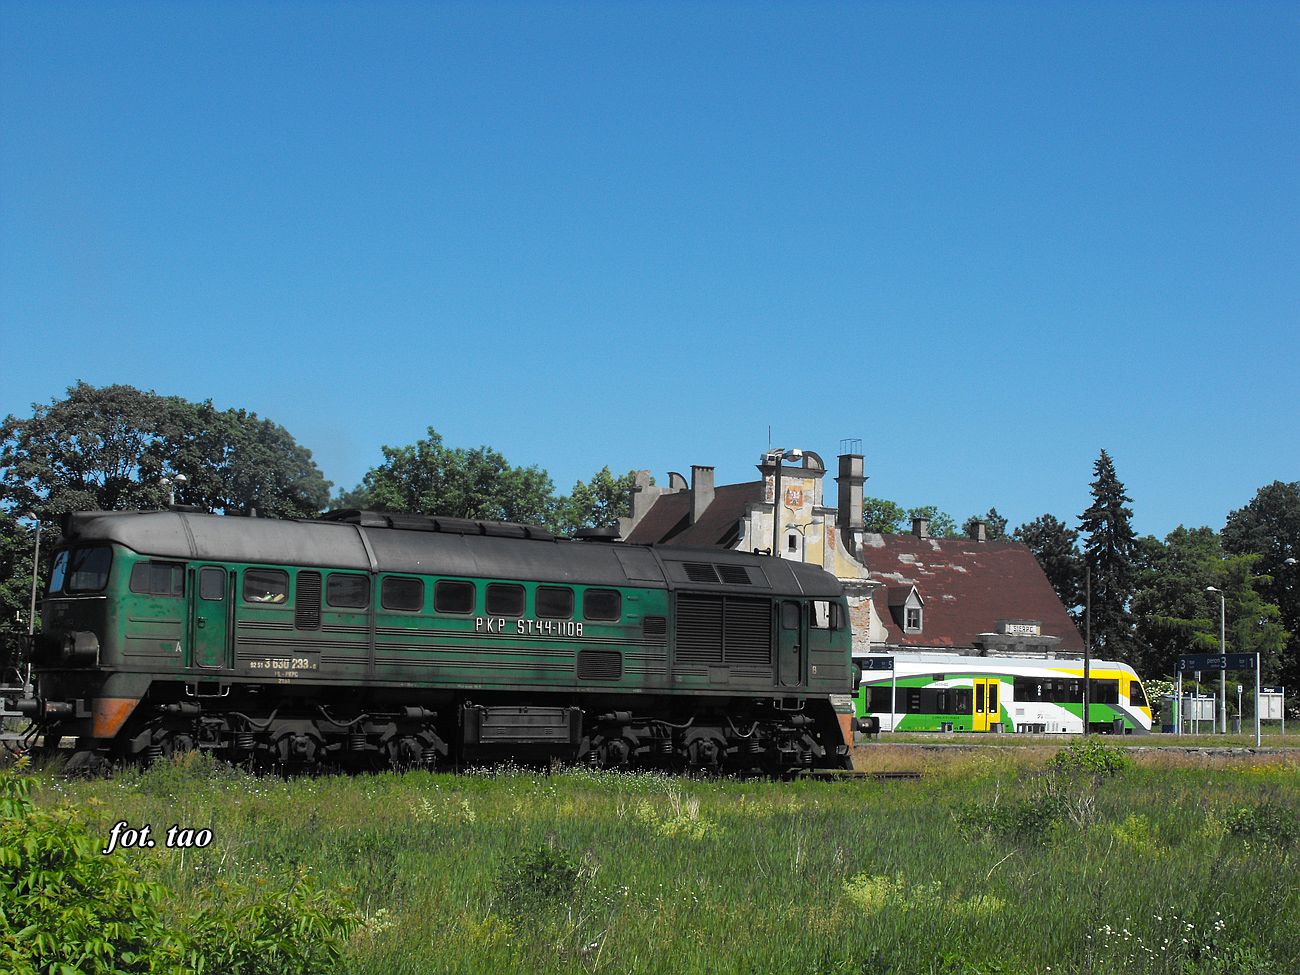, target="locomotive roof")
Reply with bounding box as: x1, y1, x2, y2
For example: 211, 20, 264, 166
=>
61, 510, 843, 597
